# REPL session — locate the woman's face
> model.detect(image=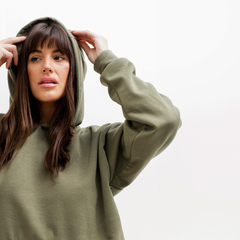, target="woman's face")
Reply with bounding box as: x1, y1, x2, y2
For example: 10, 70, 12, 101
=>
27, 40, 70, 105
